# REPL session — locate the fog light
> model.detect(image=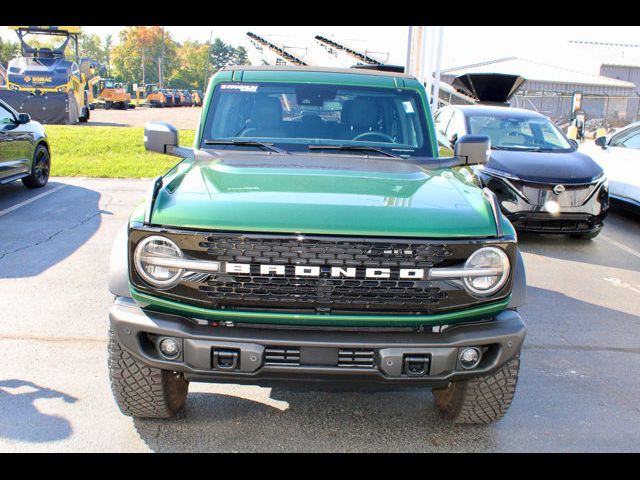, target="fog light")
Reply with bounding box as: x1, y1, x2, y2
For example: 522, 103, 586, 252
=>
459, 347, 481, 369
158, 337, 180, 359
